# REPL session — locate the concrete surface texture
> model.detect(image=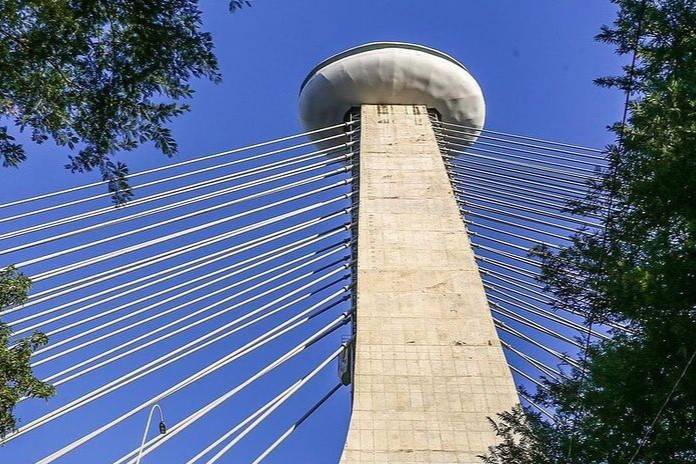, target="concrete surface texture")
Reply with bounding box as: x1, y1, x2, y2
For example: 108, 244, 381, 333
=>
339, 104, 519, 464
